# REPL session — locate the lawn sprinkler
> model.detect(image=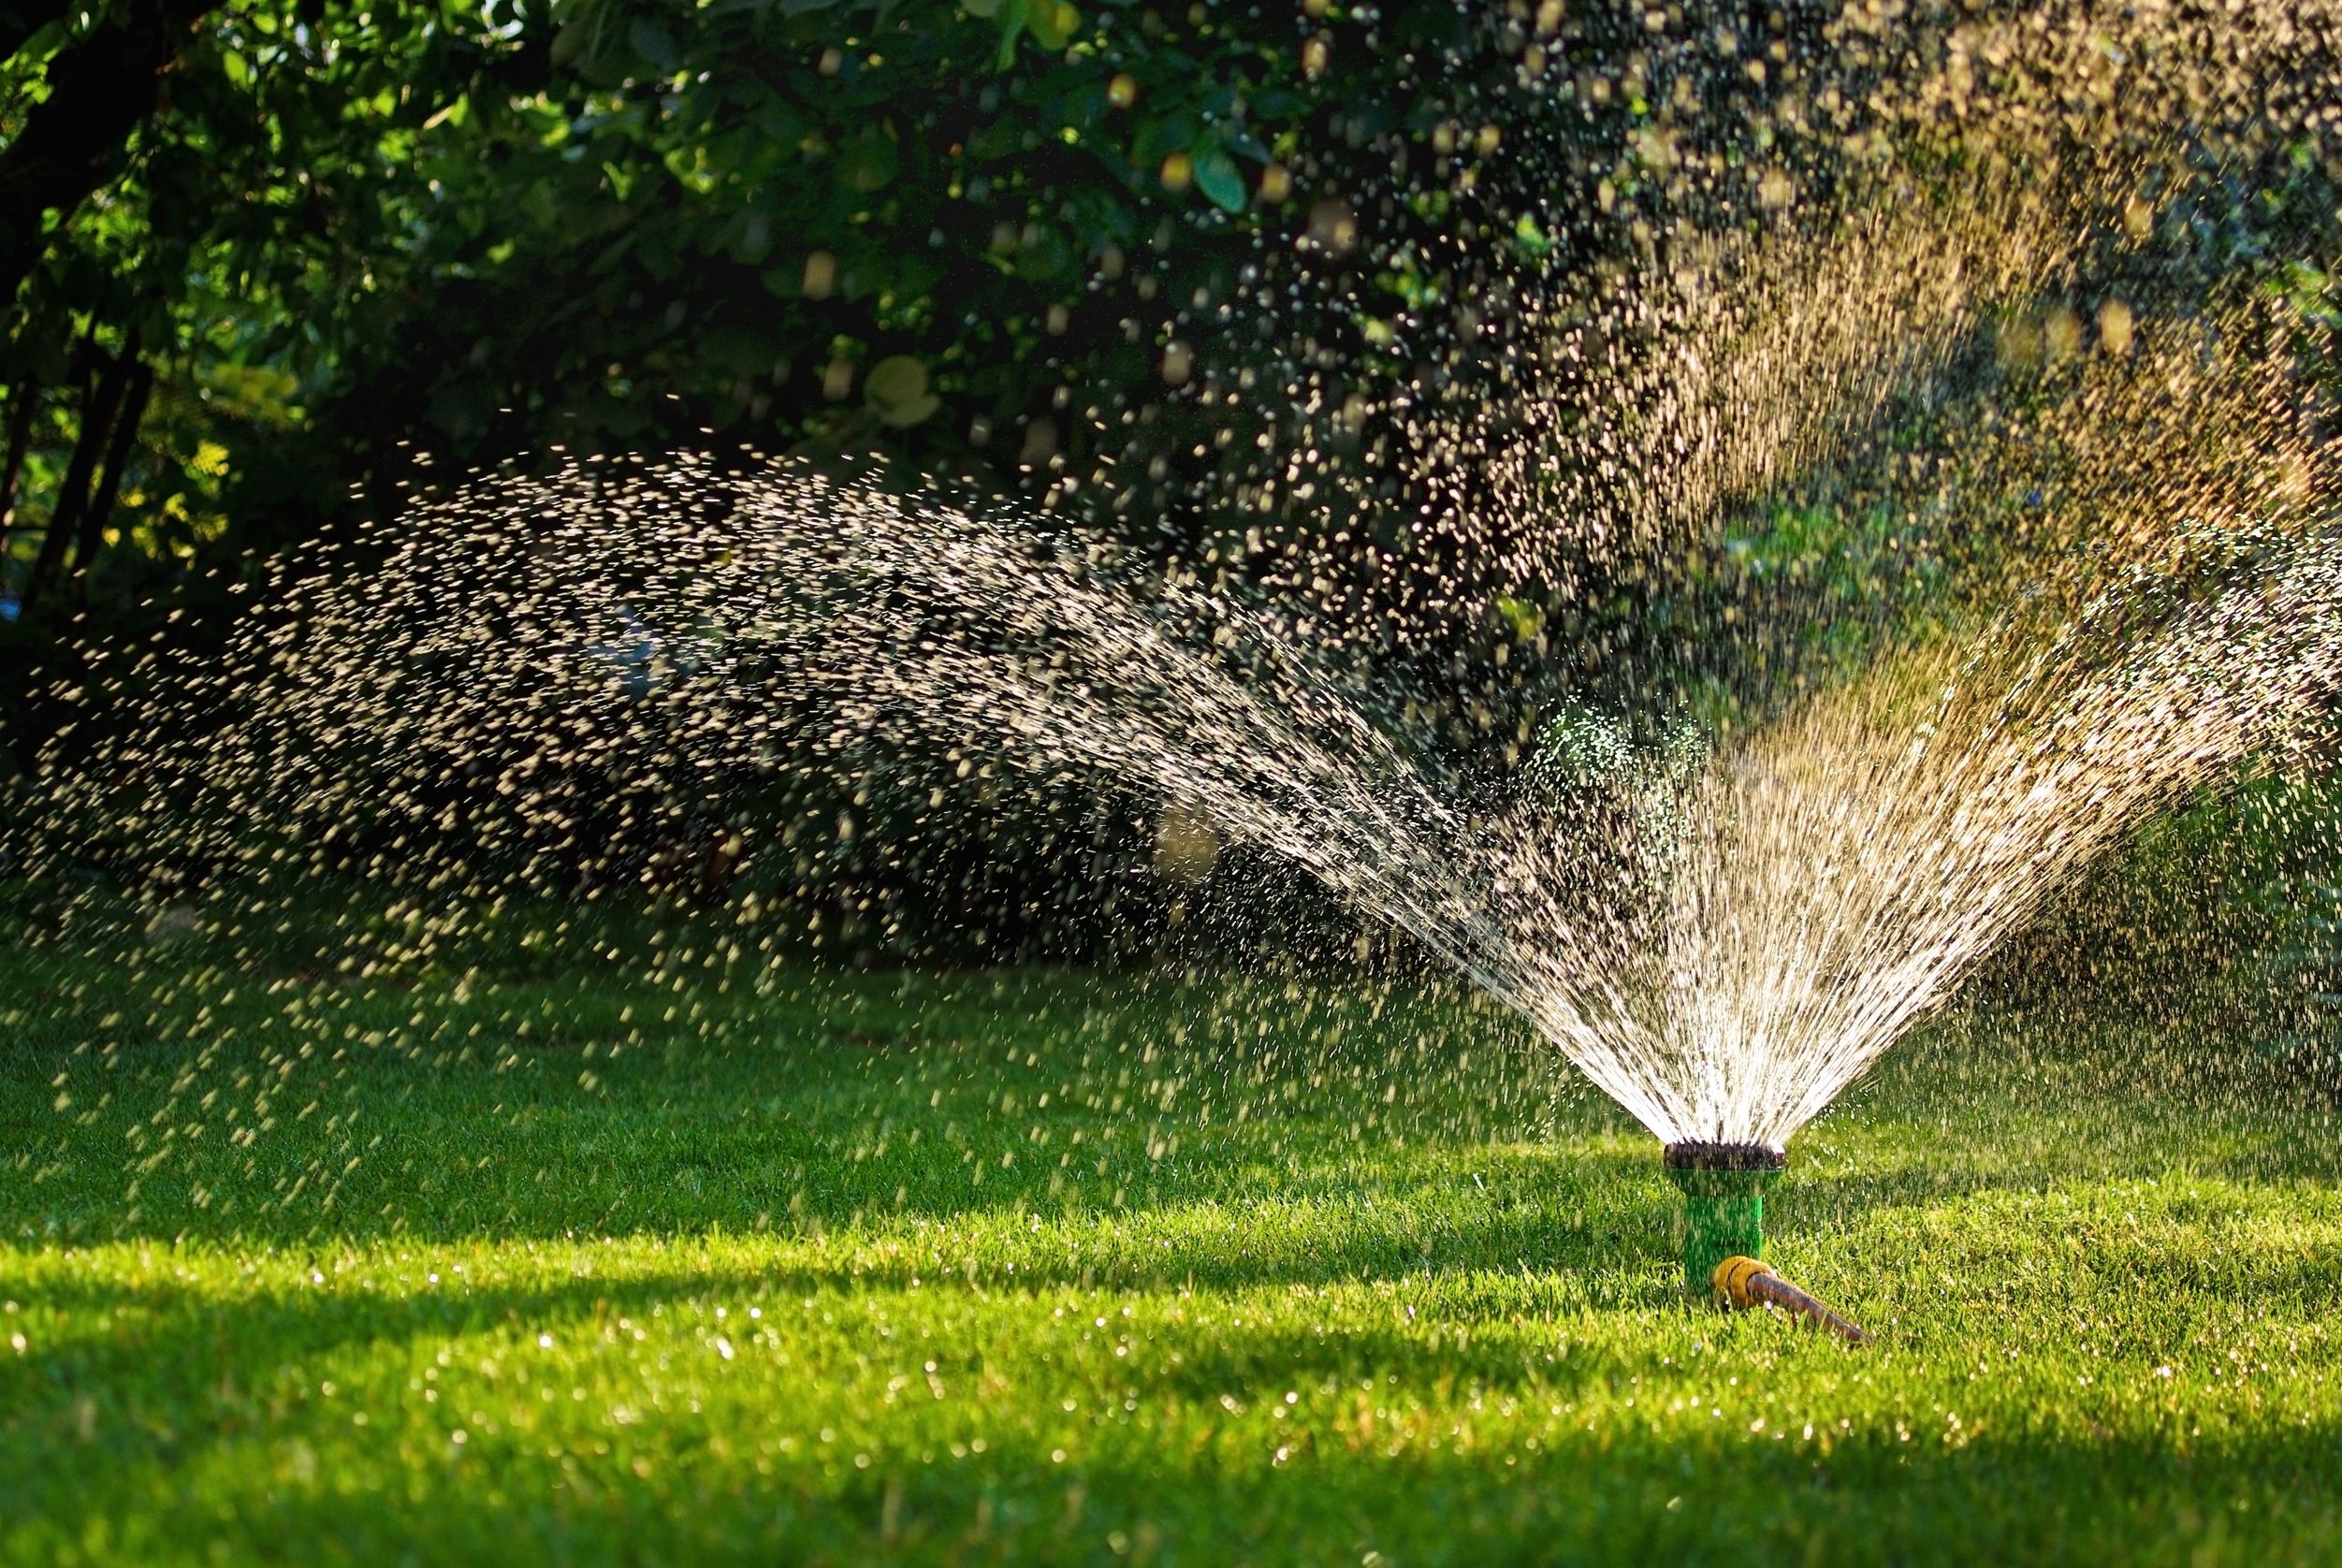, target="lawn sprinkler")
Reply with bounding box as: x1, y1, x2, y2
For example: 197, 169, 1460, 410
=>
1661, 1140, 1784, 1290
1662, 1141, 1870, 1343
